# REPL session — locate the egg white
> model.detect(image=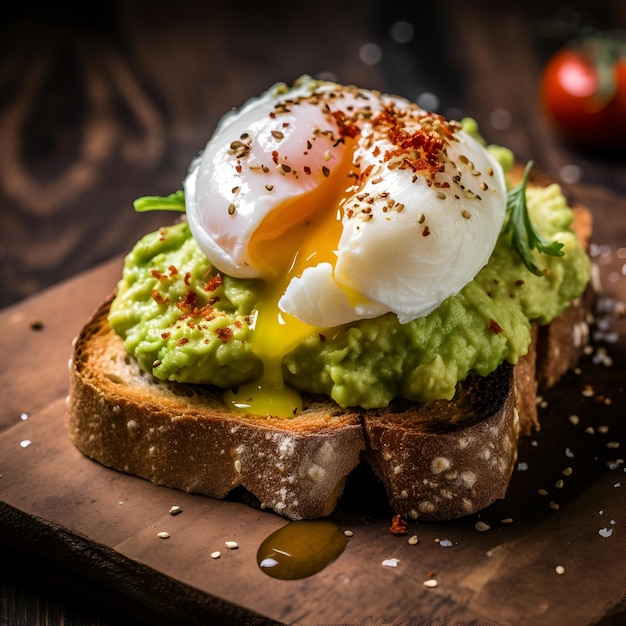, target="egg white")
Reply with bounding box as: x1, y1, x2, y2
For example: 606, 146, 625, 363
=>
184, 76, 508, 328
